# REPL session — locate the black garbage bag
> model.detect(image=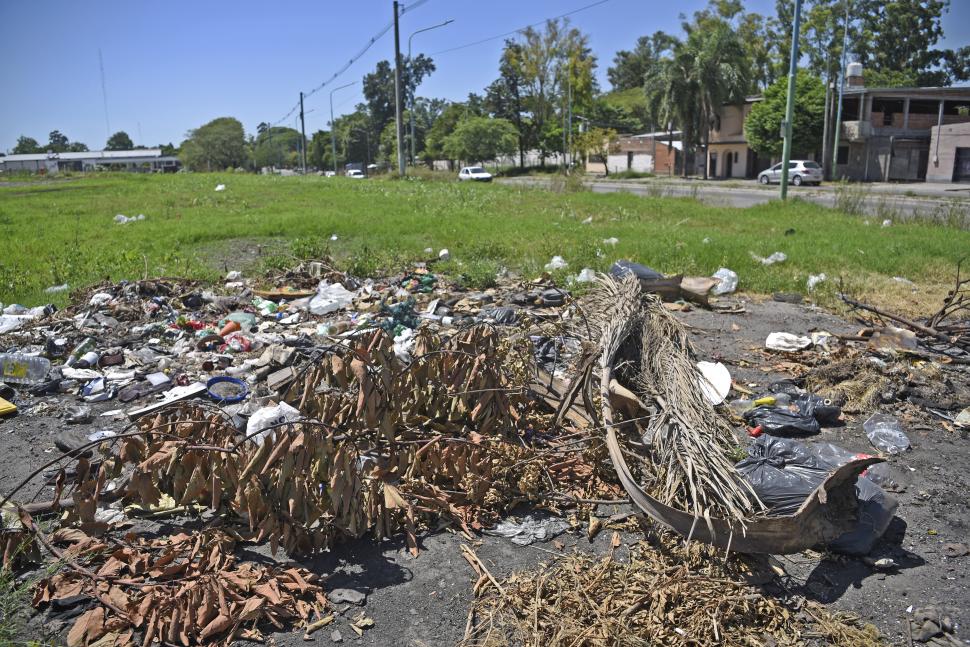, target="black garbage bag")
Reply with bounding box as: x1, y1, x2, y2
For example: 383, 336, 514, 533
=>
736, 435, 897, 555
744, 405, 820, 435
609, 260, 665, 281
735, 435, 831, 515
743, 394, 841, 436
